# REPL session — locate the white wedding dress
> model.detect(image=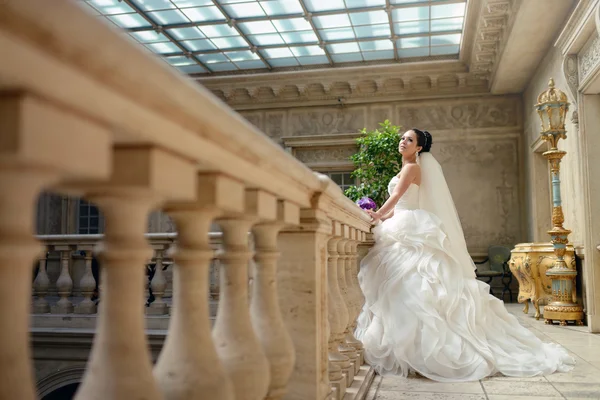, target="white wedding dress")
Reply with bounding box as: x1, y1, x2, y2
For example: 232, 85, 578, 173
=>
355, 175, 575, 382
